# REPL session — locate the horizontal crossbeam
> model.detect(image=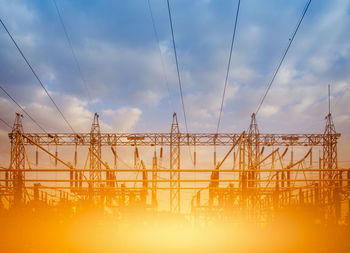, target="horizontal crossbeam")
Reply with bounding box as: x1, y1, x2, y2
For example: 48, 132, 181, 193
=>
8, 132, 341, 146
